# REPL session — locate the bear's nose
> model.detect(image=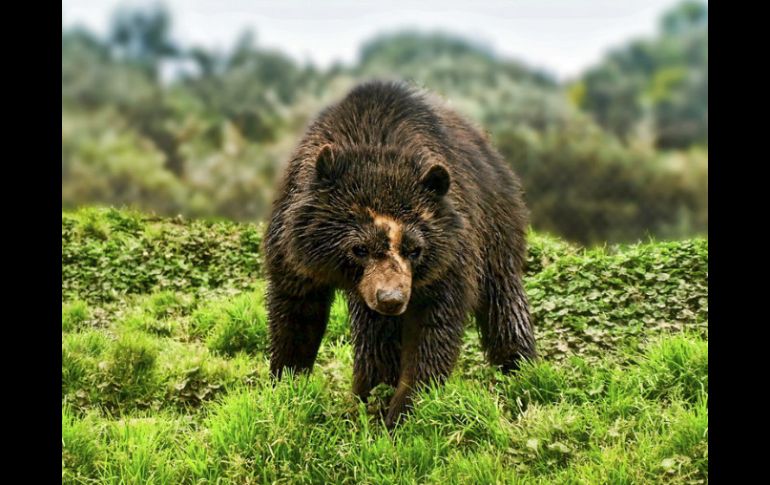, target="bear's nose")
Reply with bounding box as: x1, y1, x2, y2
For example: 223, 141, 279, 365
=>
376, 289, 406, 313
